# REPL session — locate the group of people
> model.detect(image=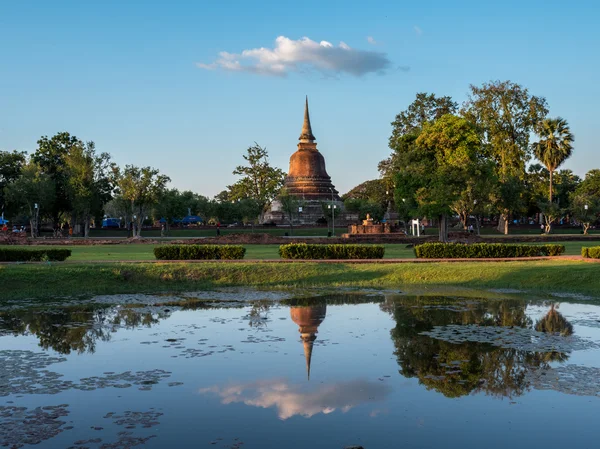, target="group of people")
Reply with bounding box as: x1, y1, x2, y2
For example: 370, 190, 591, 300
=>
1, 224, 25, 234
